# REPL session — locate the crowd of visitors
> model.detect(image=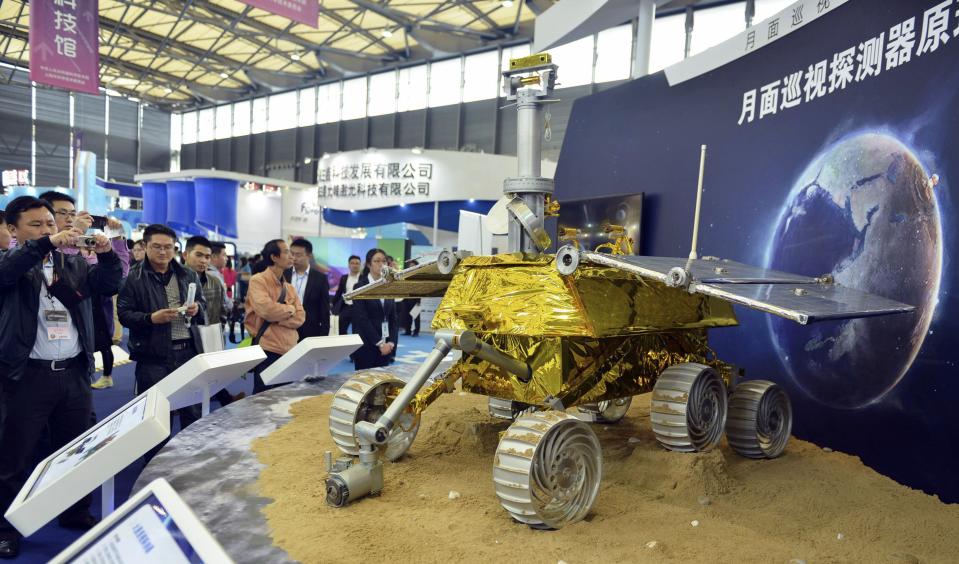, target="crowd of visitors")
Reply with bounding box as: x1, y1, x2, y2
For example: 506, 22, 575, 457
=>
0, 194, 421, 559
